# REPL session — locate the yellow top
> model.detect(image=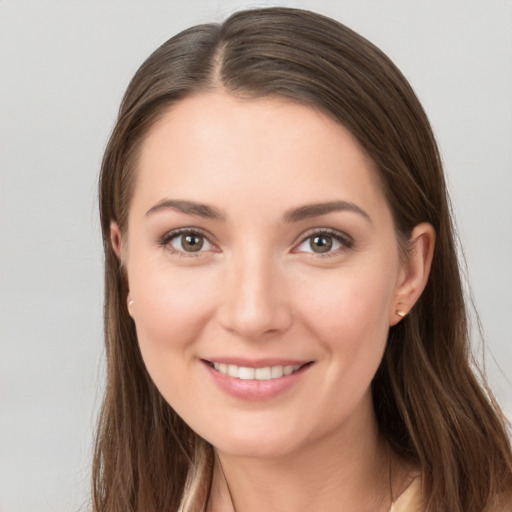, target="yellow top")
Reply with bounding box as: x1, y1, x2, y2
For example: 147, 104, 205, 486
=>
390, 476, 423, 512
